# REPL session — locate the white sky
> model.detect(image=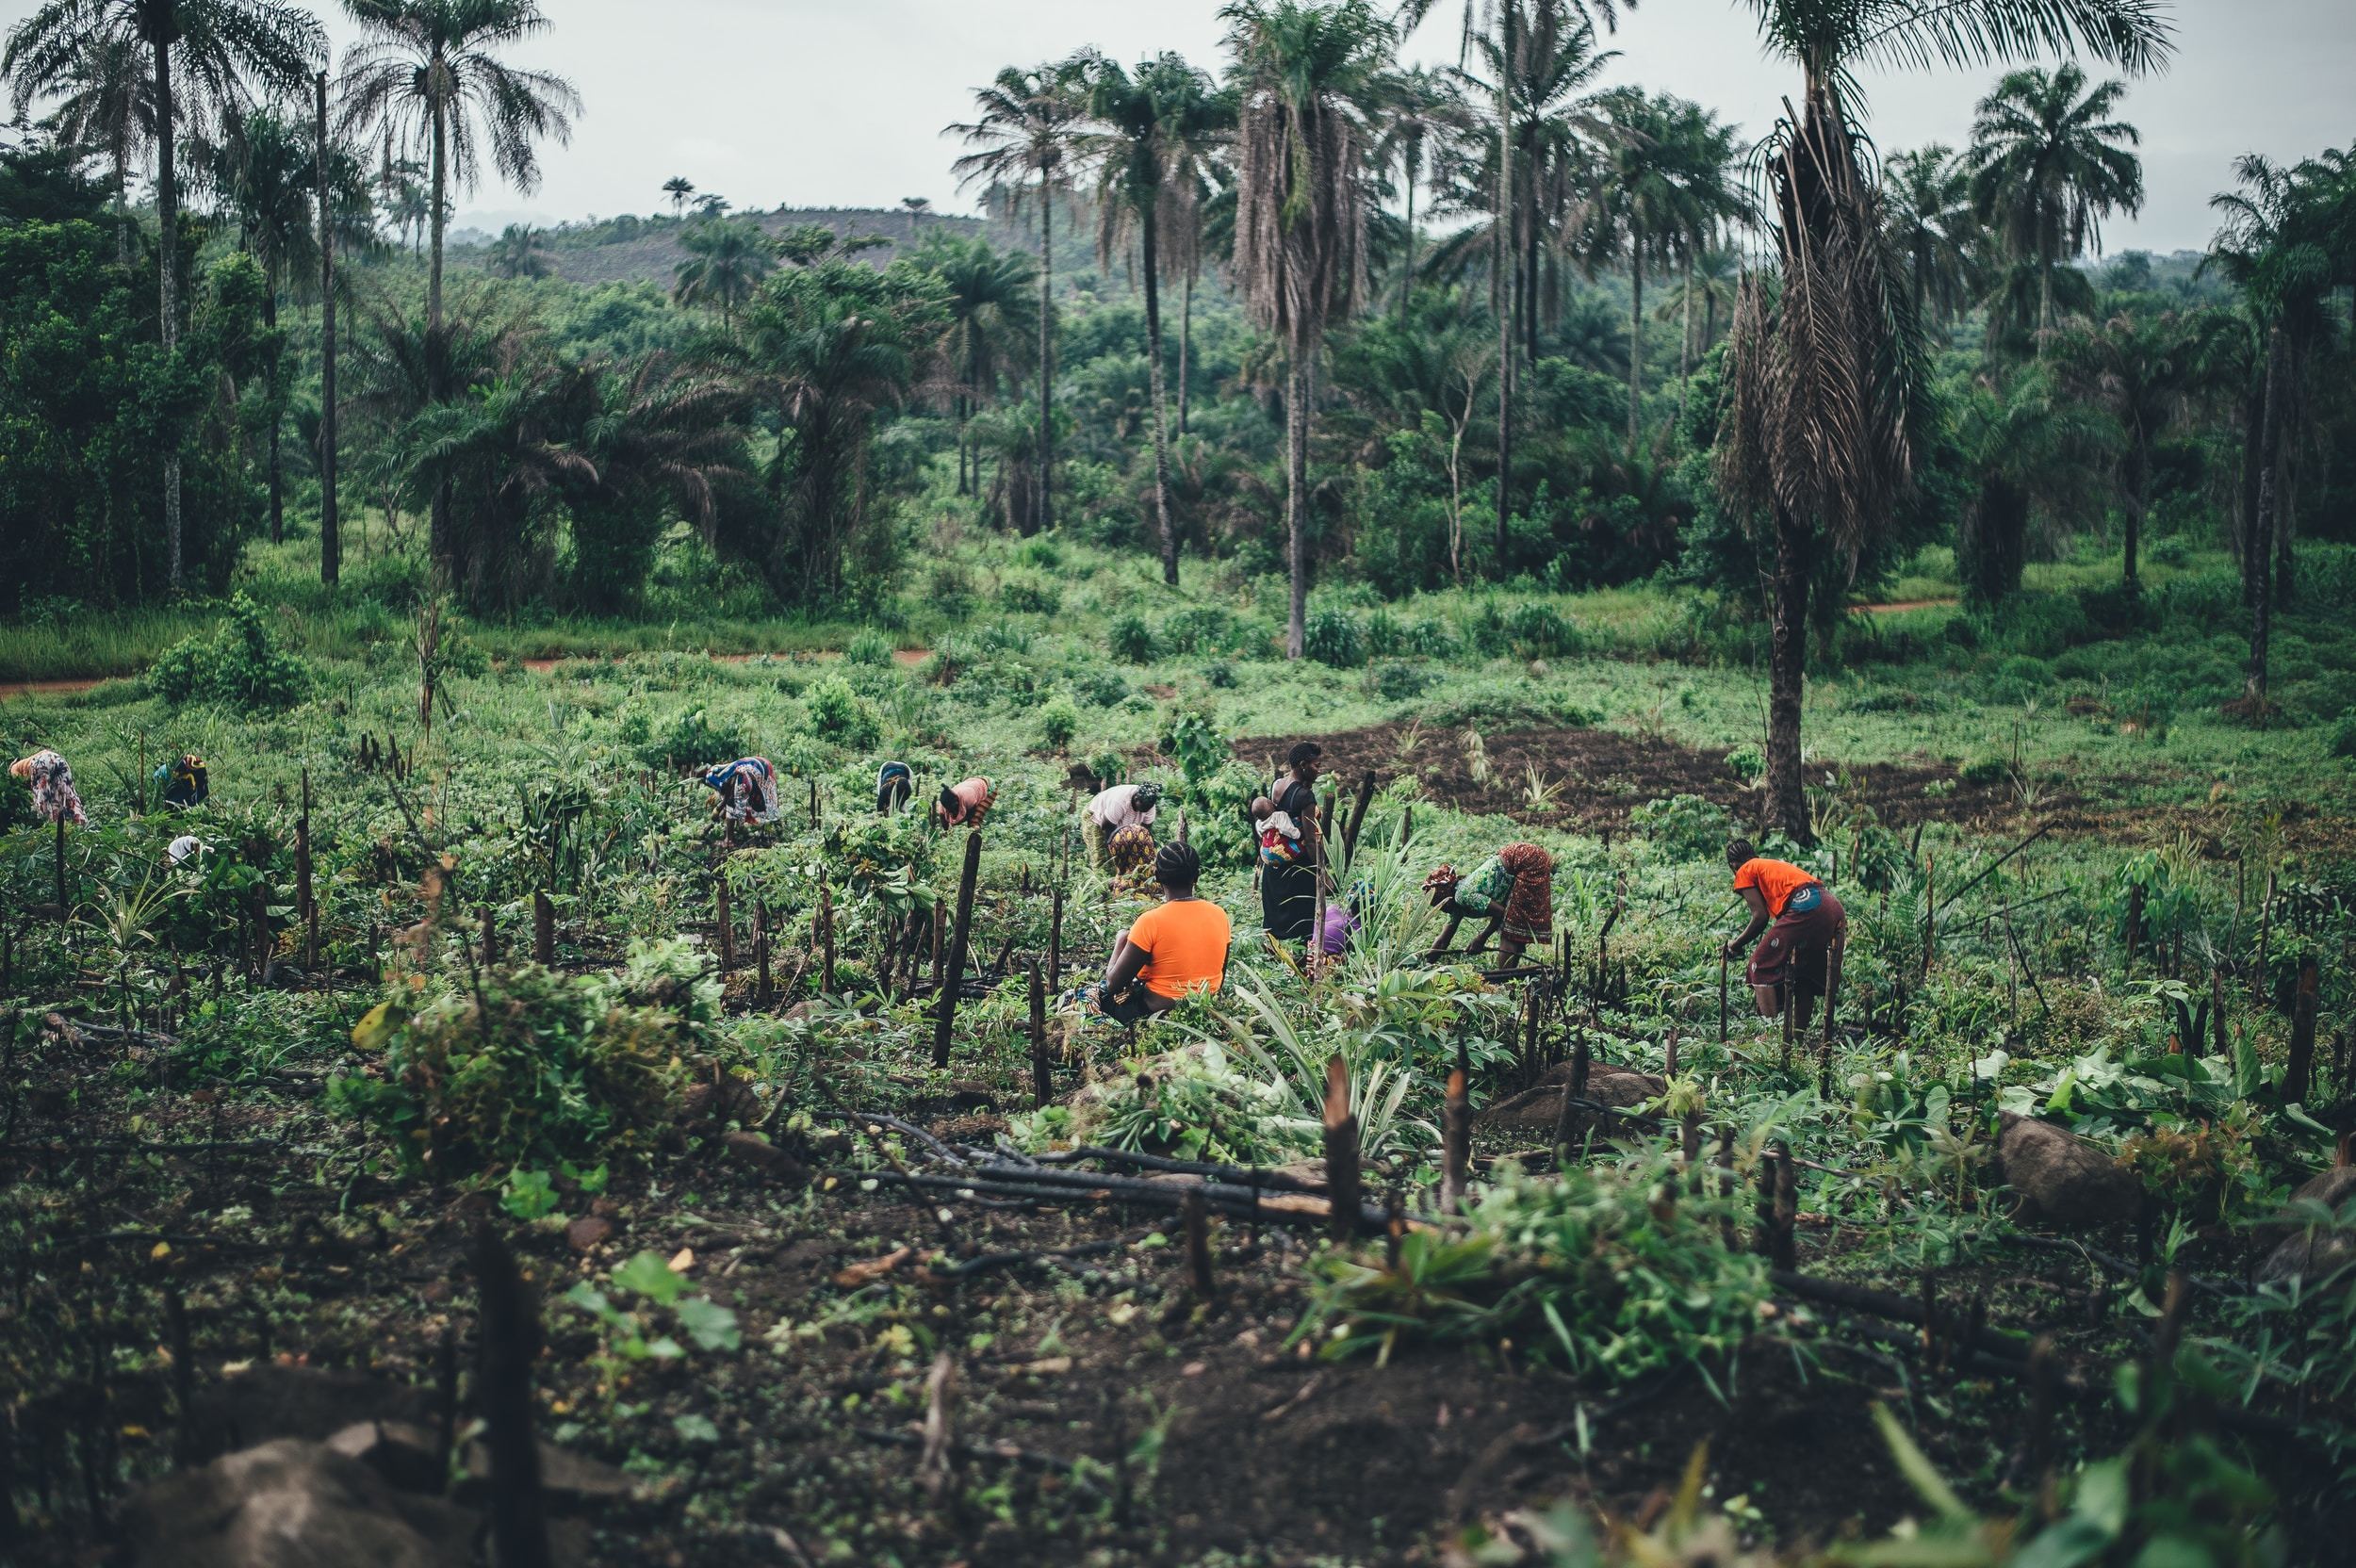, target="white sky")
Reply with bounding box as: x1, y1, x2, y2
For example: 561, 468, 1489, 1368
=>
8, 0, 2351, 254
